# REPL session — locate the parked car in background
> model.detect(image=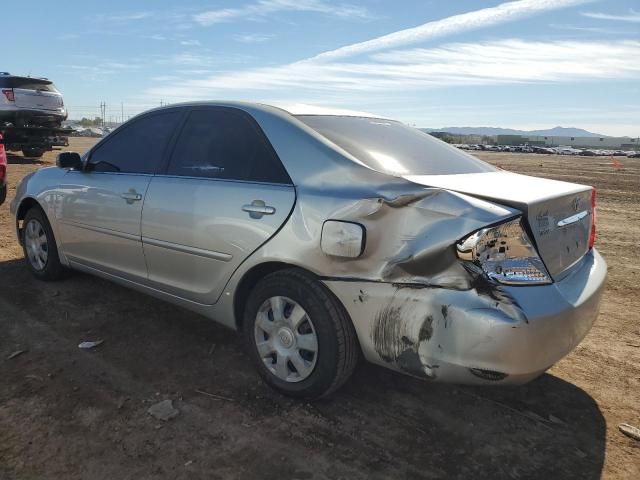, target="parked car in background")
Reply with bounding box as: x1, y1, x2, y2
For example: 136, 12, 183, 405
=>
10, 102, 607, 398
0, 72, 67, 128
0, 133, 6, 205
